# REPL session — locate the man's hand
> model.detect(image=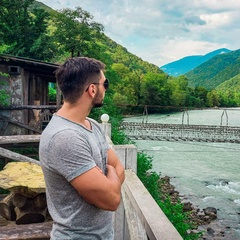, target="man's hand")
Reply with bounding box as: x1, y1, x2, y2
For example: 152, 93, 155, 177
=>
70, 165, 122, 211
107, 148, 125, 184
